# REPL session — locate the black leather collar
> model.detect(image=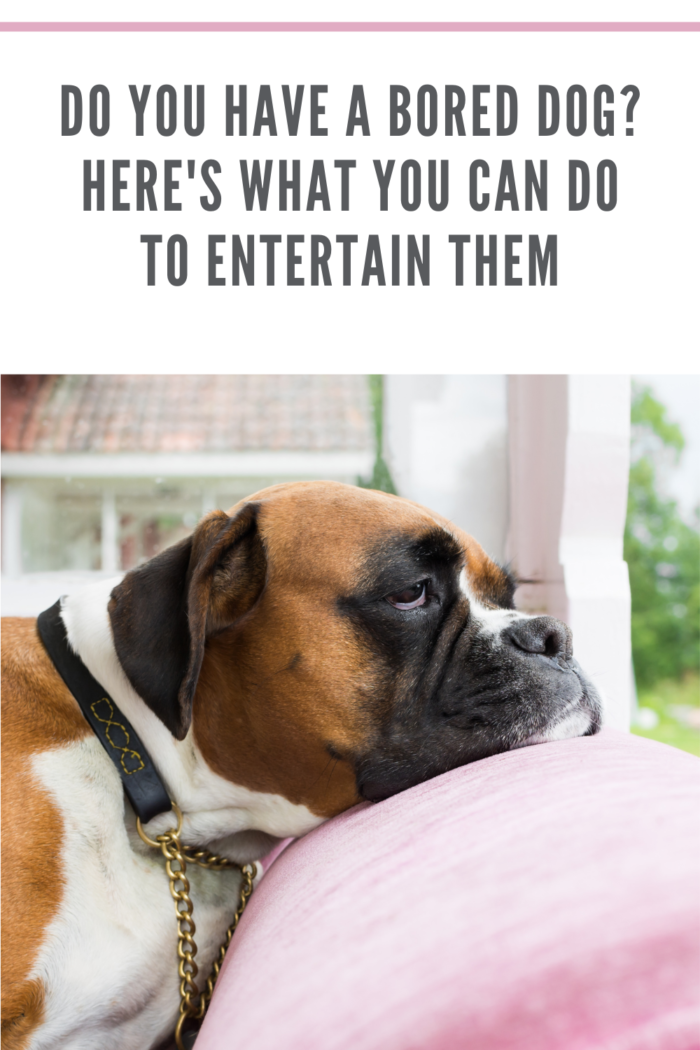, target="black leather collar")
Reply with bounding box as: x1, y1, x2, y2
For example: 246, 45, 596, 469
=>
37, 599, 172, 825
